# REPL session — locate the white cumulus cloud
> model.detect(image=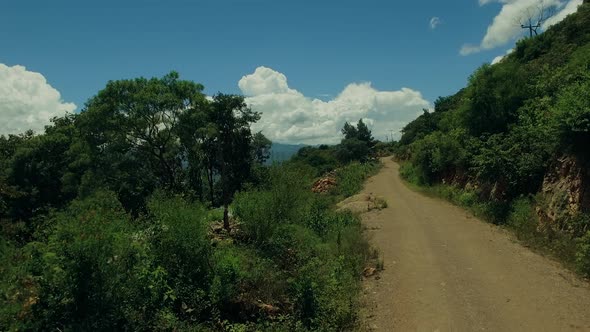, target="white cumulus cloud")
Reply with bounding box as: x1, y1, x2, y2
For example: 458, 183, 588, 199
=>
491, 48, 515, 64
543, 0, 583, 27
239, 66, 431, 145
0, 63, 76, 135
430, 17, 442, 29
461, 0, 582, 55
